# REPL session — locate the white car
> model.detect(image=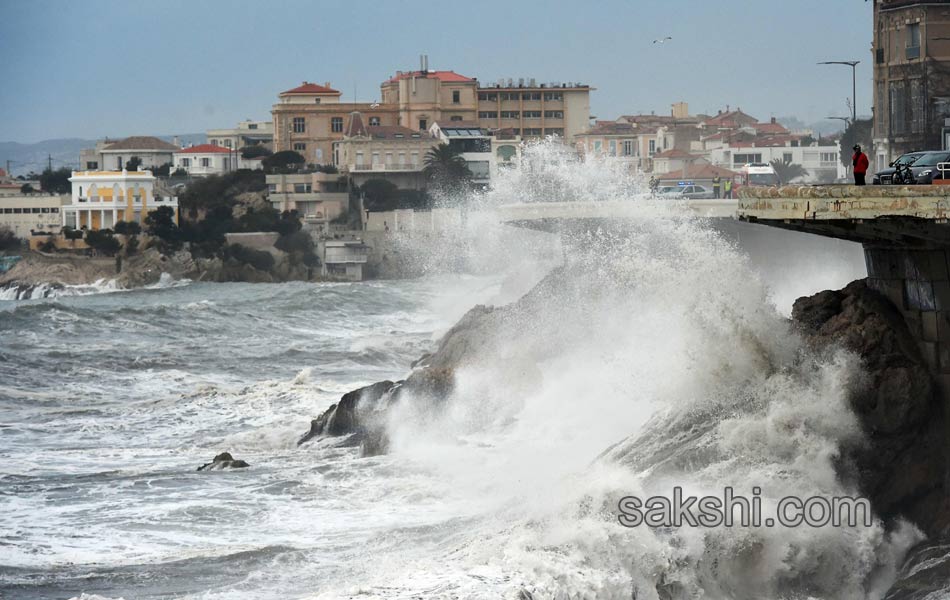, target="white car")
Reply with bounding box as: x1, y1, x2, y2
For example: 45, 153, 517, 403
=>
657, 185, 714, 199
